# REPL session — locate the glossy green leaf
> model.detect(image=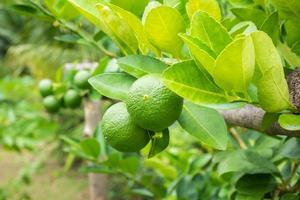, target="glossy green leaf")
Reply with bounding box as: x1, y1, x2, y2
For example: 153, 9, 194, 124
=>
117, 55, 168, 78
144, 6, 185, 57
96, 3, 138, 55
260, 12, 279, 44
67, 0, 108, 32
163, 60, 237, 105
178, 102, 228, 150
251, 31, 291, 112
236, 174, 276, 196
285, 20, 300, 47
231, 8, 267, 27
110, 0, 149, 16
277, 42, 300, 69
109, 4, 150, 54
148, 129, 170, 158
191, 11, 232, 54
213, 36, 255, 92
272, 0, 300, 20
186, 0, 221, 21
278, 114, 300, 131
179, 34, 216, 75
80, 138, 100, 159
88, 72, 136, 101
